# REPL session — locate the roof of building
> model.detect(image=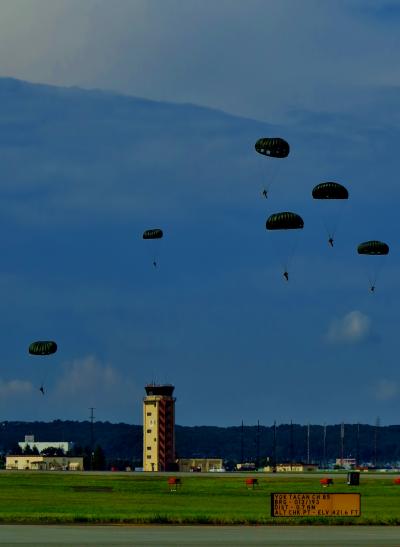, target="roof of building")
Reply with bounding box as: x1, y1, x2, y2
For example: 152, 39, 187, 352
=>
145, 384, 175, 397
